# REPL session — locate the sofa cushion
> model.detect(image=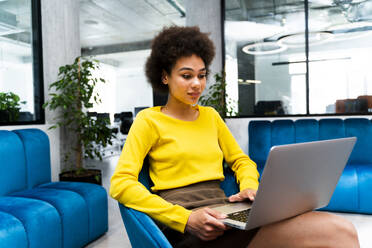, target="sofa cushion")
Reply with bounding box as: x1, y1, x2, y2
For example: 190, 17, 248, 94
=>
355, 164, 372, 214
0, 211, 28, 248
0, 131, 27, 196
40, 182, 108, 241
11, 188, 89, 248
345, 119, 372, 164
248, 120, 271, 172
0, 197, 62, 248
271, 120, 295, 146
13, 129, 51, 188
319, 119, 346, 140
320, 165, 359, 212
295, 119, 319, 143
